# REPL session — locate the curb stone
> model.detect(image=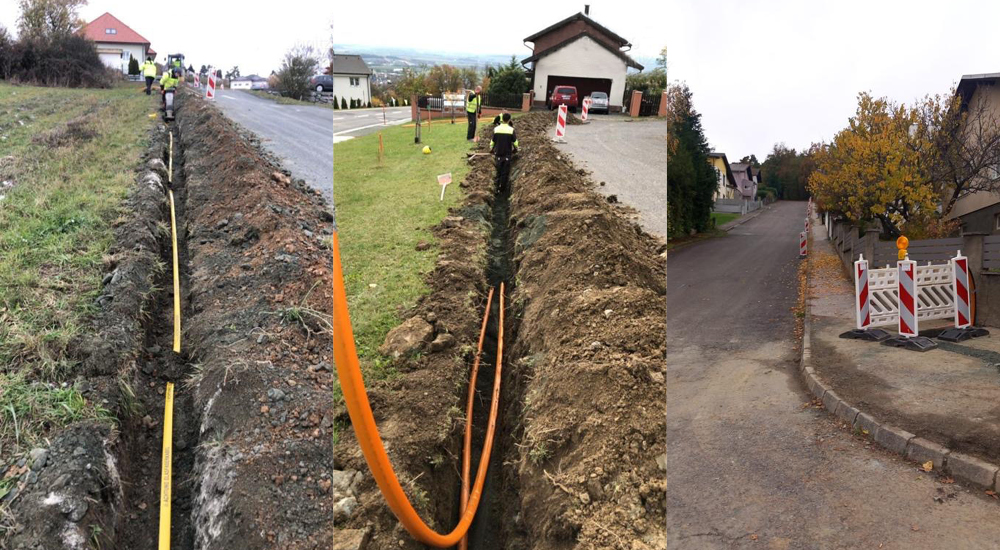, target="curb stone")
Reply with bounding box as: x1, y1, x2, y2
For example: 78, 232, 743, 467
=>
800, 216, 1000, 492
